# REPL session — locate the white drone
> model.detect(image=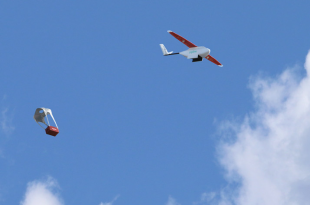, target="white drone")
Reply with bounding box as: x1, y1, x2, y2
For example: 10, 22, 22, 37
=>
160, 30, 223, 67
